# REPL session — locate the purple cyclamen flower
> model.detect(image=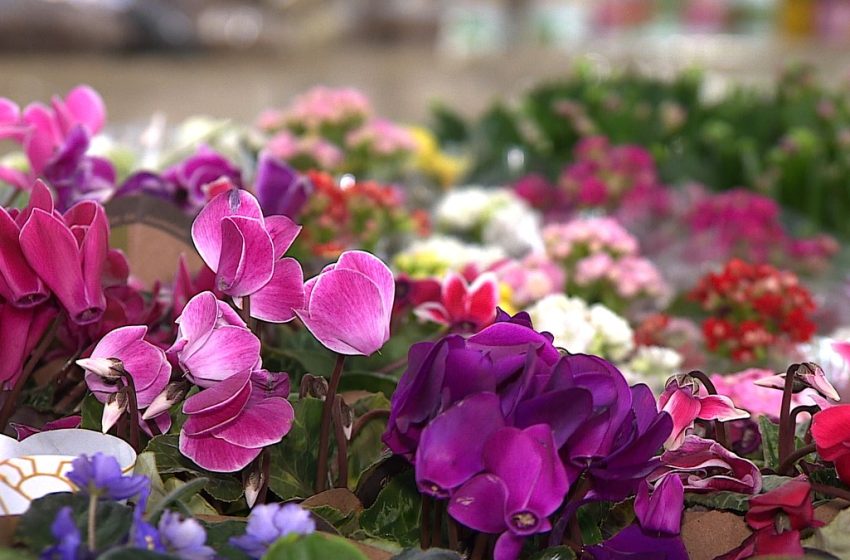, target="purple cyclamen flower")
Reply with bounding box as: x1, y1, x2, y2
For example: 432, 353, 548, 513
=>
635, 475, 684, 536
41, 506, 82, 560
230, 503, 316, 559
158, 511, 215, 560
43, 125, 116, 211
255, 152, 313, 219
67, 452, 150, 500
584, 524, 689, 560
448, 424, 568, 560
